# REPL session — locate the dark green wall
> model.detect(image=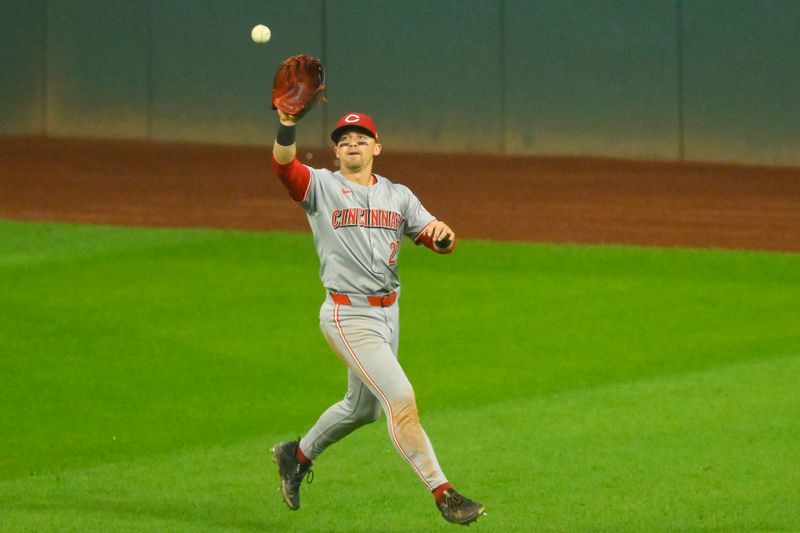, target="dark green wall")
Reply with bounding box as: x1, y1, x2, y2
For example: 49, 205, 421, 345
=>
46, 0, 149, 138
148, 0, 324, 146
326, 0, 504, 153
2, 0, 799, 165
506, 0, 679, 159
1, 0, 46, 135
682, 0, 800, 165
